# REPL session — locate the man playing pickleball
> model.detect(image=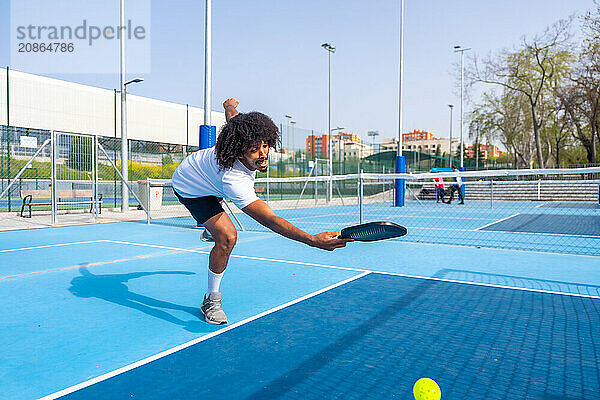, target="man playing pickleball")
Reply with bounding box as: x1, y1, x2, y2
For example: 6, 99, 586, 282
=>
172, 98, 352, 325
